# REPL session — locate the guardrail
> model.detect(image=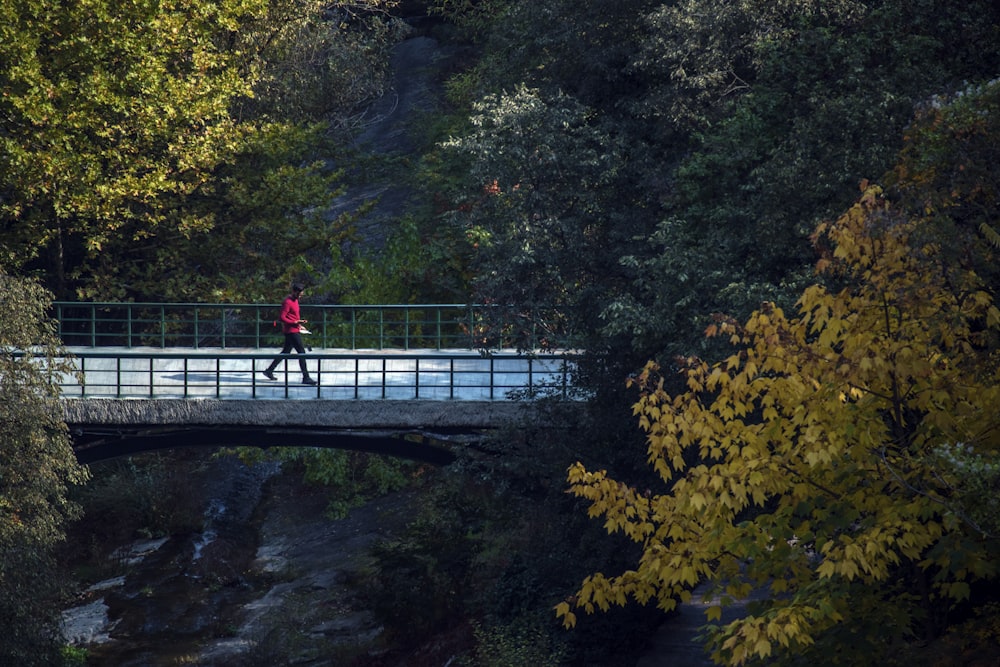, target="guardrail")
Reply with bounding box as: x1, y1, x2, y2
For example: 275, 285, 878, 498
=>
52, 302, 511, 350
56, 350, 577, 401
